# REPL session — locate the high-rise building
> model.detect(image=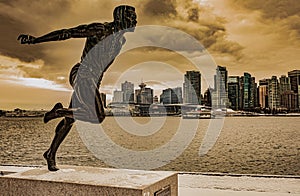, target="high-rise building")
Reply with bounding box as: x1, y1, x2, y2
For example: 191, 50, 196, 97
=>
242, 72, 251, 110
278, 75, 292, 109
203, 88, 212, 106
250, 77, 257, 108
113, 90, 123, 103
238, 73, 257, 110
239, 76, 244, 110
160, 89, 172, 104
288, 70, 300, 93
183, 71, 201, 104
258, 79, 269, 108
135, 82, 153, 104
160, 87, 182, 104
173, 87, 183, 103
121, 81, 134, 103
288, 70, 300, 108
281, 91, 298, 111
228, 76, 239, 110
279, 75, 291, 94
212, 66, 228, 108
268, 76, 280, 110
